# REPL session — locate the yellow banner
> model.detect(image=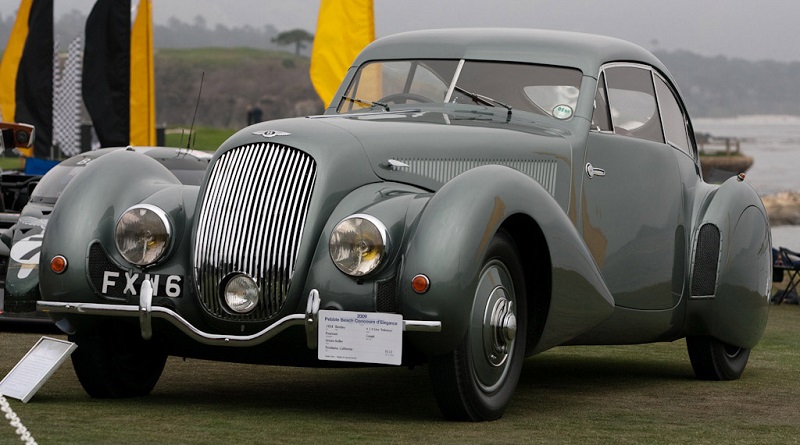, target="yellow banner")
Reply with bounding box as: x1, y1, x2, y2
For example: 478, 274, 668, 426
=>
129, 0, 155, 145
0, 0, 34, 122
310, 0, 374, 107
